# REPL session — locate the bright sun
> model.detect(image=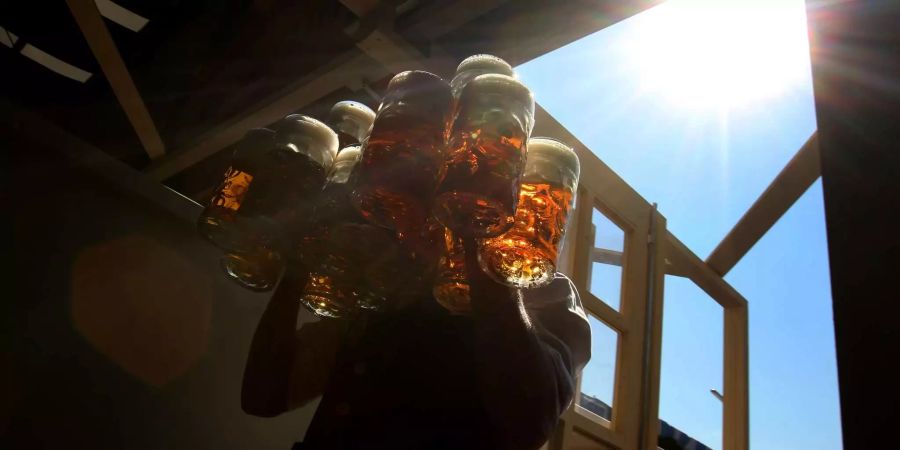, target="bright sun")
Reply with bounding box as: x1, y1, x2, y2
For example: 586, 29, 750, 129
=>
620, 0, 811, 110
